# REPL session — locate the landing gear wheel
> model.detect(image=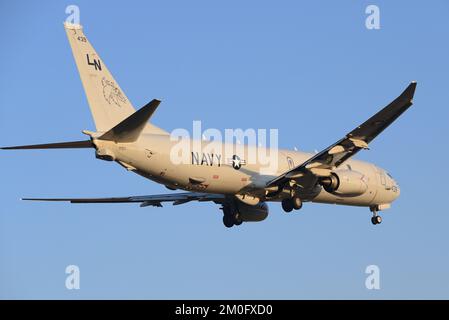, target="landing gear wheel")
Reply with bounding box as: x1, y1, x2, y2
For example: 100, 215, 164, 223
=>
282, 199, 293, 213
371, 215, 382, 225
292, 196, 302, 210
223, 215, 234, 228
233, 213, 243, 226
